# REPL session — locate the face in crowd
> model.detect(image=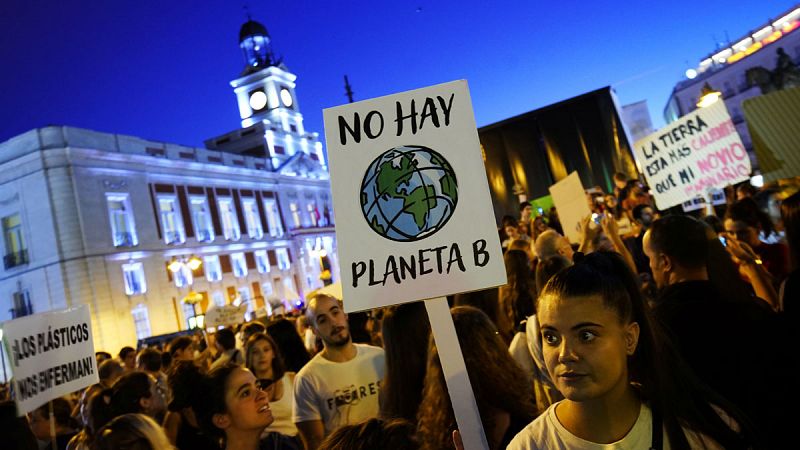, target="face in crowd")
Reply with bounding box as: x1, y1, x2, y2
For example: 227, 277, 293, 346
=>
521, 204, 533, 222
214, 368, 273, 433
637, 207, 655, 228
538, 294, 639, 403
308, 295, 351, 348
249, 338, 275, 376
505, 225, 521, 241
723, 218, 761, 248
